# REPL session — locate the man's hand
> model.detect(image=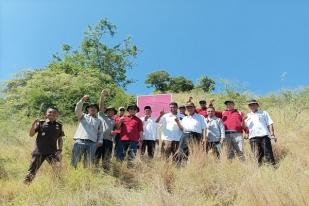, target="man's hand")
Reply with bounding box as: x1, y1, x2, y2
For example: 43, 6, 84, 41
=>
56, 150, 62, 161
96, 143, 103, 147
270, 135, 277, 143
32, 119, 39, 127
159, 110, 165, 117
145, 115, 150, 121
81, 95, 89, 102
101, 89, 109, 96
155, 139, 160, 145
